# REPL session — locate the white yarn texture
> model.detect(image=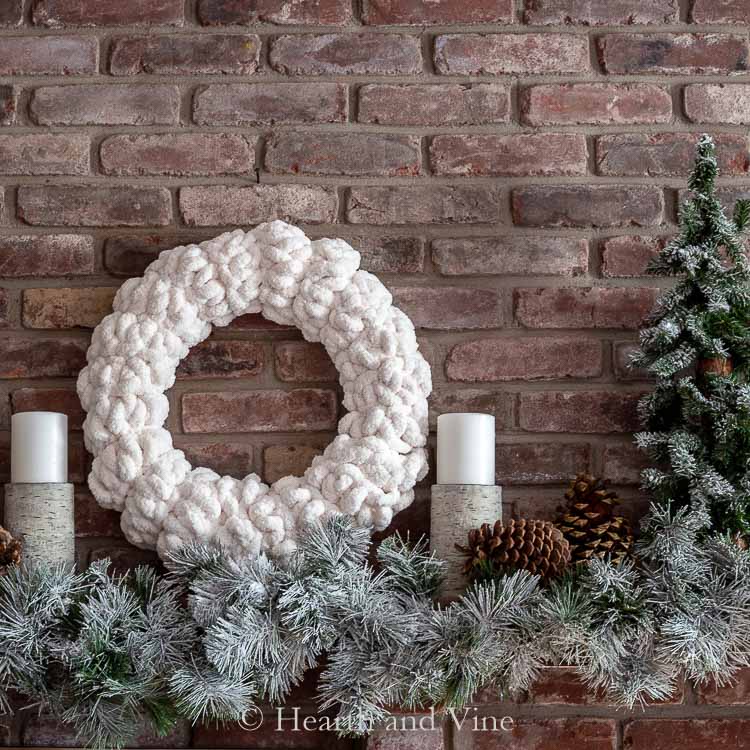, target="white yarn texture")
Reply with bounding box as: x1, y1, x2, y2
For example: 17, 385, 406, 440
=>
78, 221, 431, 562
